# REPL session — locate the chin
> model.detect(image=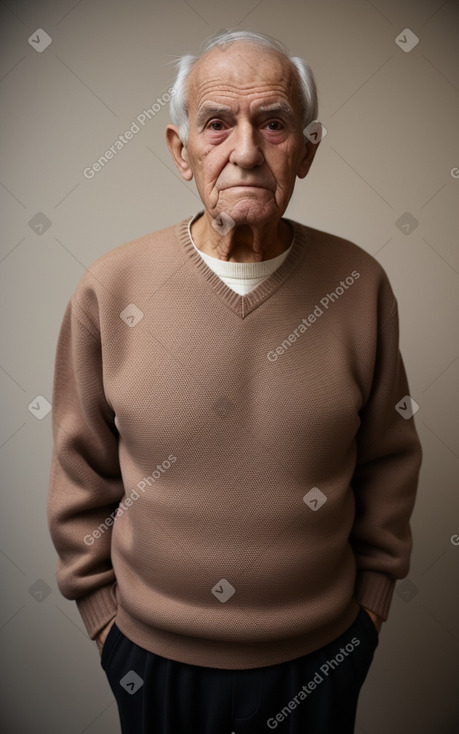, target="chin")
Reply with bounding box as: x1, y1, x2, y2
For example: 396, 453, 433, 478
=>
221, 198, 279, 226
